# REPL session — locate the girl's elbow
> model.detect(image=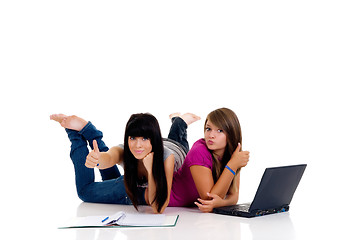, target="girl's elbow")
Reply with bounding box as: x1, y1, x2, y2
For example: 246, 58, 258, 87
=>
160, 202, 170, 214
151, 205, 163, 214
230, 194, 239, 205
154, 201, 169, 214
